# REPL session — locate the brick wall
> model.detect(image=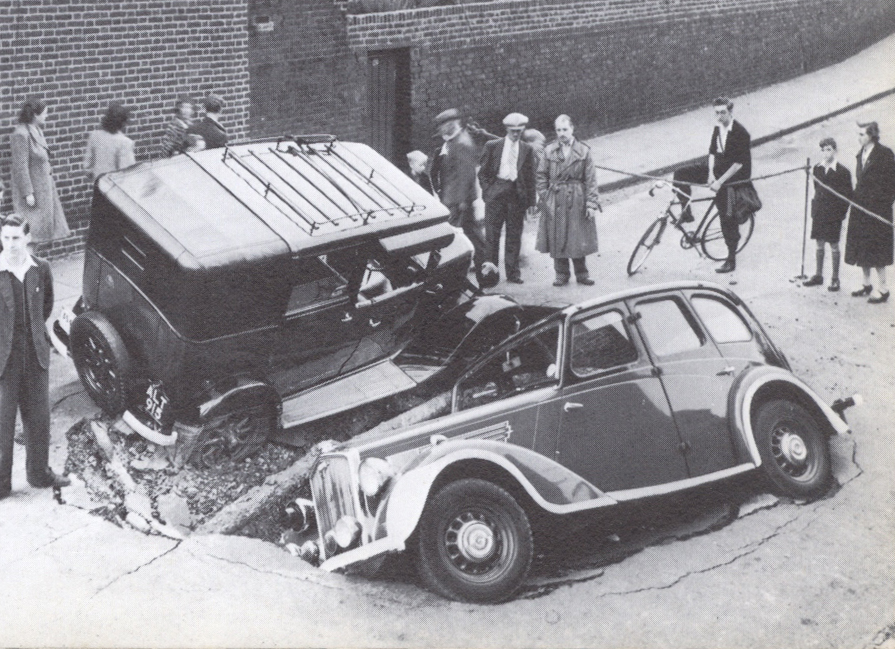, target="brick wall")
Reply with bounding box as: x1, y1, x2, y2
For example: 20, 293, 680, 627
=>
246, 0, 366, 141
0, 0, 250, 259
345, 0, 895, 151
